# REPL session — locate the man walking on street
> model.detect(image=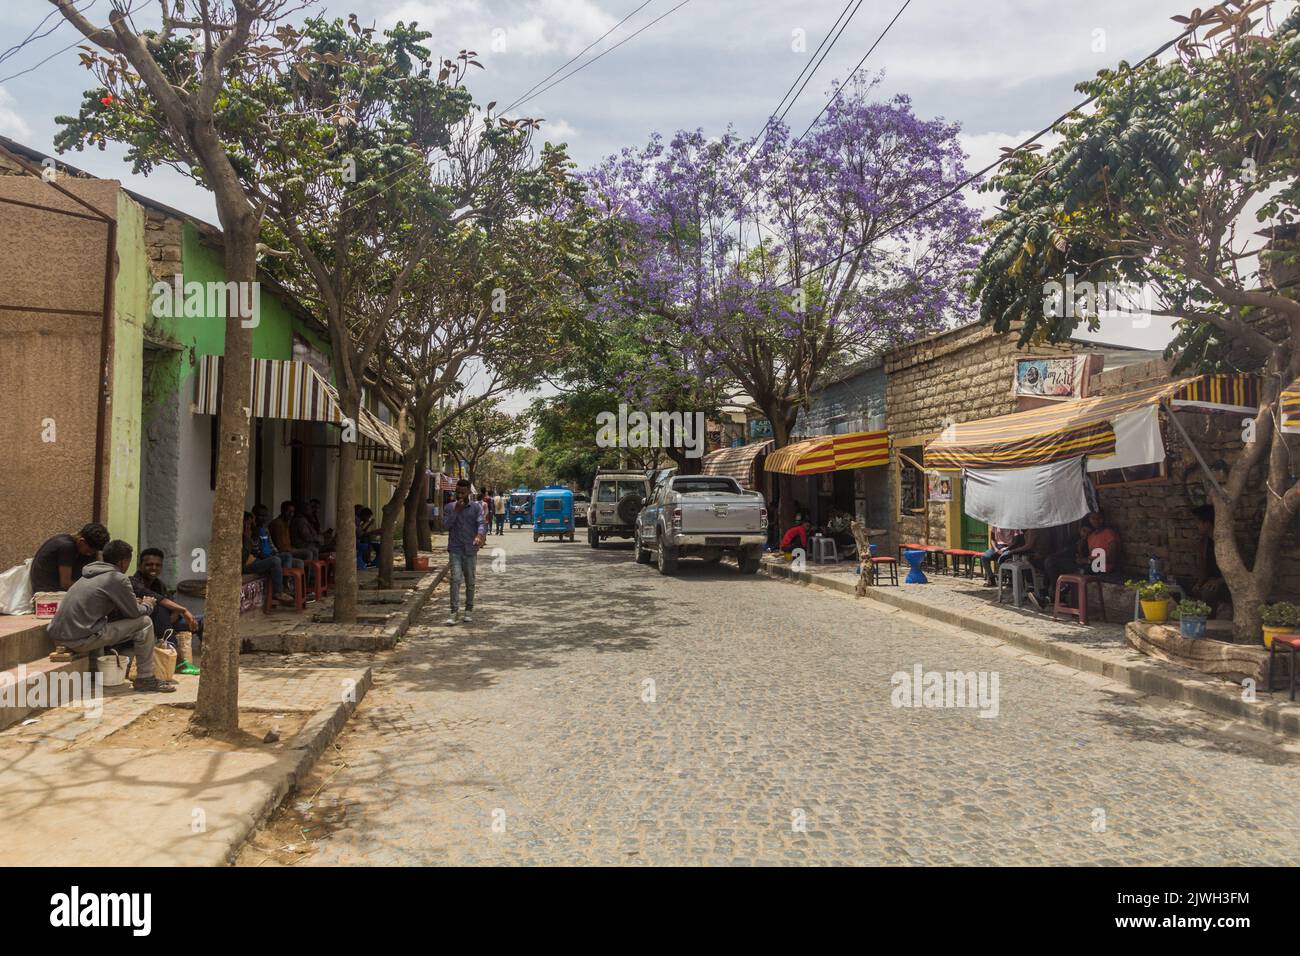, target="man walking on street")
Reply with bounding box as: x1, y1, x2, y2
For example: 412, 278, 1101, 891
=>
445, 478, 487, 625
493, 490, 506, 535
